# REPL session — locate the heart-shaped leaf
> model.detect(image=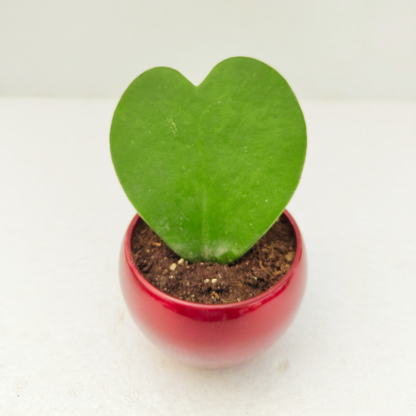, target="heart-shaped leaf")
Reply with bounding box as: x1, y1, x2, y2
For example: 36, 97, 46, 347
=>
111, 57, 306, 264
